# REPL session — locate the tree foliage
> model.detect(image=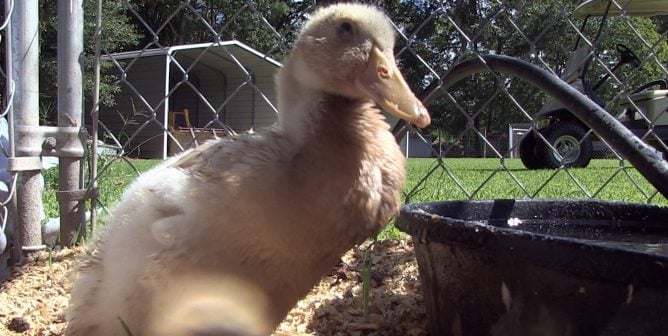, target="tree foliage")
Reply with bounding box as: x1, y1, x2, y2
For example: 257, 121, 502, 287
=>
592, 16, 668, 101
34, 0, 667, 147
371, 0, 666, 155
124, 0, 312, 59
39, 0, 140, 124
